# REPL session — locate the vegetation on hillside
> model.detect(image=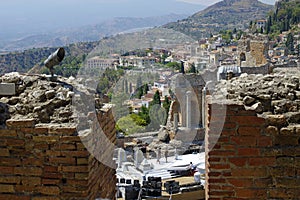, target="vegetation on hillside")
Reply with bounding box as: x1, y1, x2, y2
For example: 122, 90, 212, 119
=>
163, 0, 273, 39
